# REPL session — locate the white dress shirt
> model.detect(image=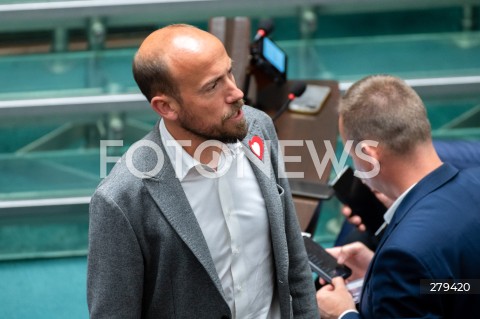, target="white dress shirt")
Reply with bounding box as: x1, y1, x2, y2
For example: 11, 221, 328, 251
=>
374, 183, 416, 236
160, 120, 280, 319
